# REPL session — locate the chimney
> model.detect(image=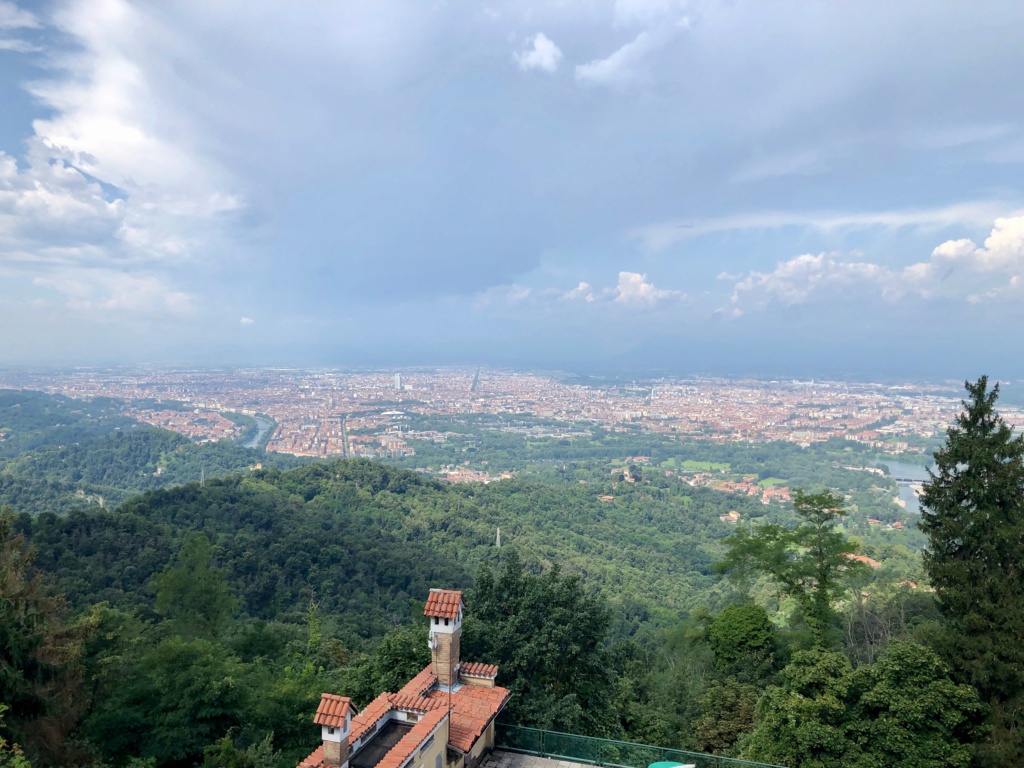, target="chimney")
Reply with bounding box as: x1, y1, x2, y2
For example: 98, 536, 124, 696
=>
314, 694, 353, 768
424, 589, 463, 687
